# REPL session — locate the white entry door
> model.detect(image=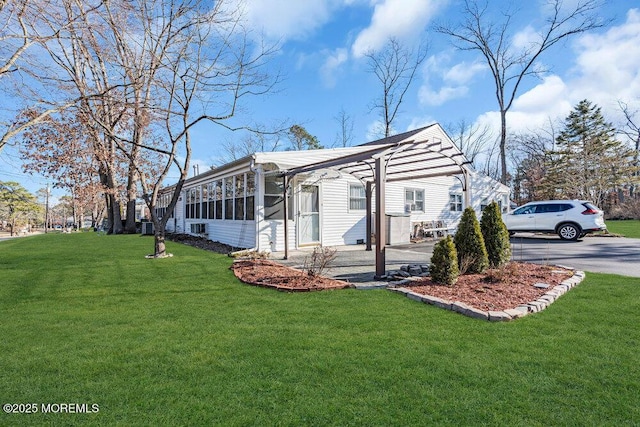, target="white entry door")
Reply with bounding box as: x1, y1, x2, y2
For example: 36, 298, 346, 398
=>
299, 185, 320, 245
